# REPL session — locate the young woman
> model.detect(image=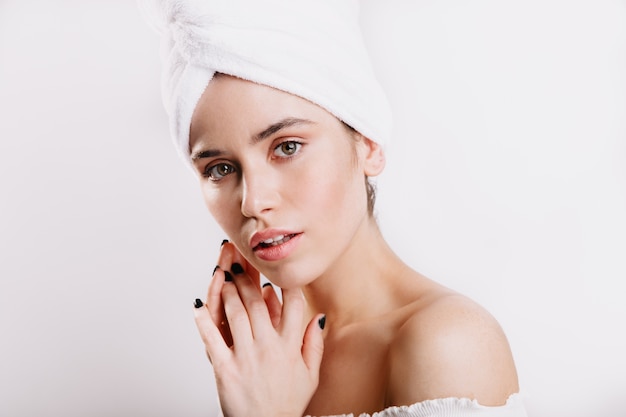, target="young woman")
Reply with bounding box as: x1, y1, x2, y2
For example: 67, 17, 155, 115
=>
141, 1, 527, 416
